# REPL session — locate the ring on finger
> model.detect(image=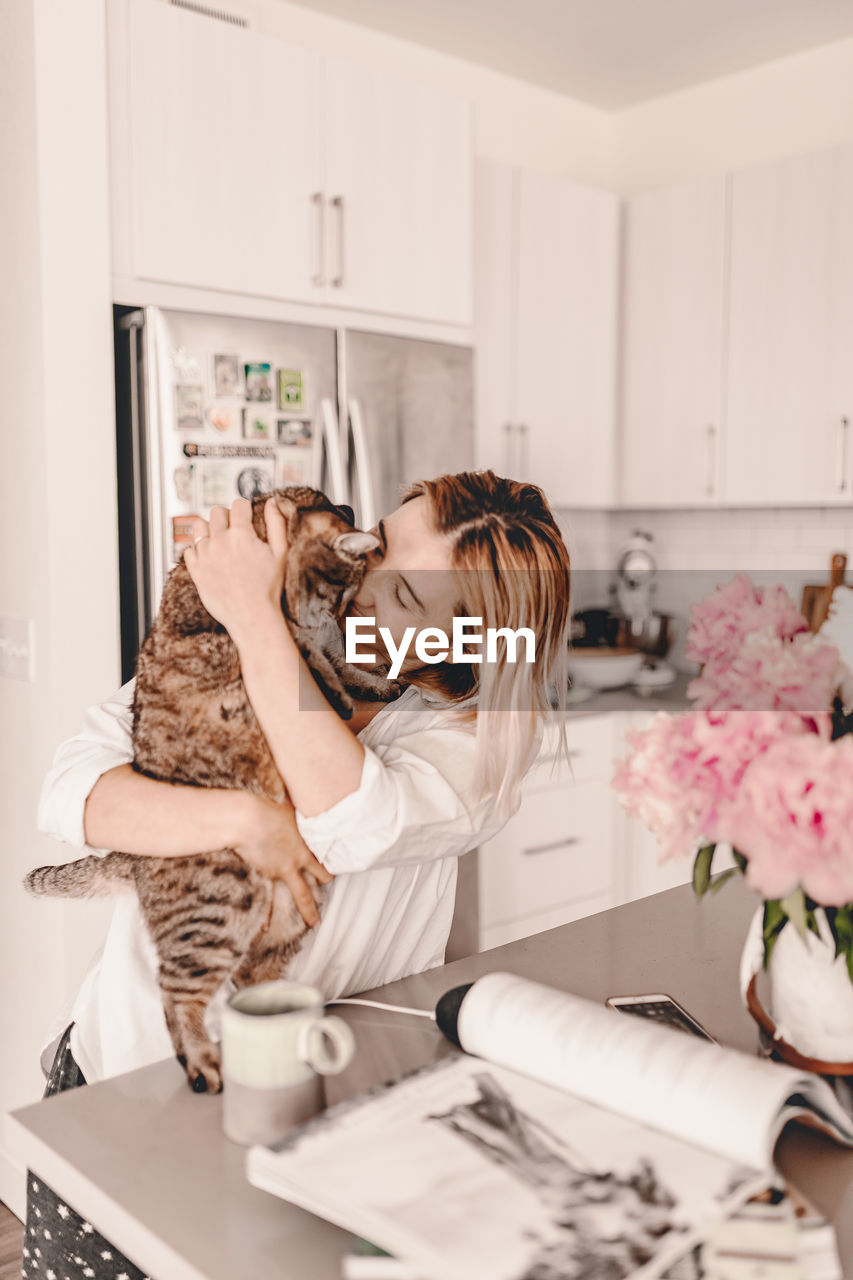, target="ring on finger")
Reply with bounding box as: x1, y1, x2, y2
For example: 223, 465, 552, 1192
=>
192, 534, 209, 548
